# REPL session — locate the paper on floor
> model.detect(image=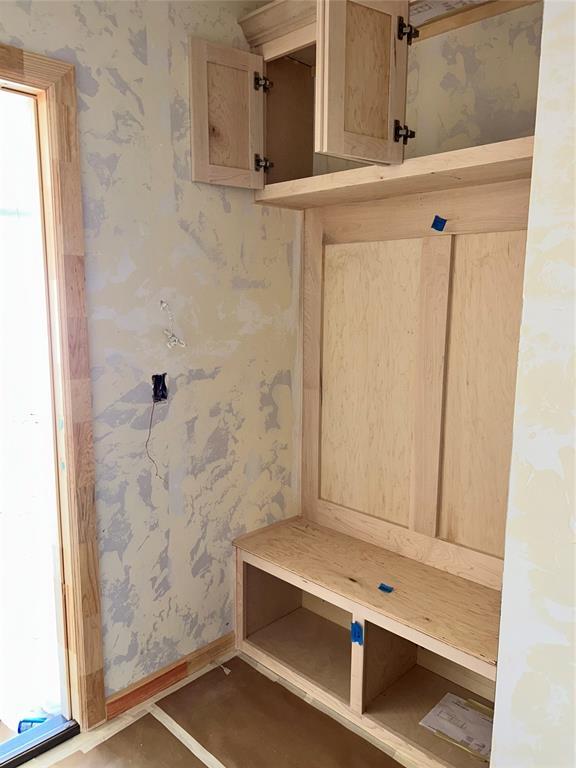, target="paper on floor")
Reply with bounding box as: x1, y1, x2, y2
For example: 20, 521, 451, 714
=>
419, 692, 493, 760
